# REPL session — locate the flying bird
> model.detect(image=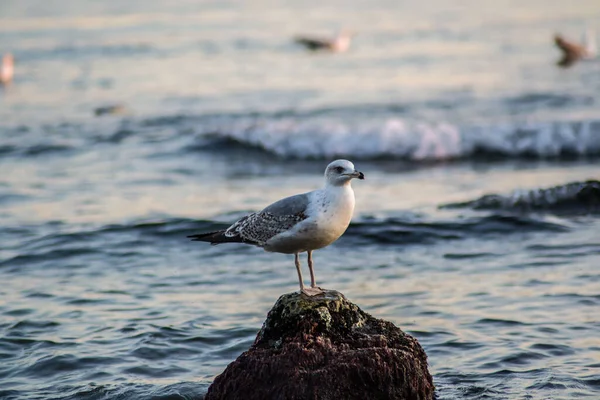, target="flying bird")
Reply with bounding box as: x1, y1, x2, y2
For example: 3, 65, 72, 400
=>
294, 30, 353, 53
188, 160, 364, 296
554, 28, 597, 68
0, 53, 14, 85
